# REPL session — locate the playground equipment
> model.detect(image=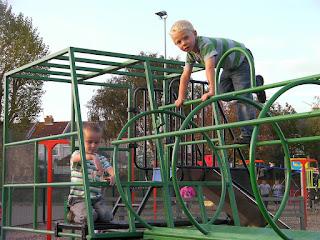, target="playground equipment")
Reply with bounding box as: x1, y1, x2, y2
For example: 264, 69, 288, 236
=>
291, 159, 316, 223
39, 140, 70, 240
2, 46, 320, 239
